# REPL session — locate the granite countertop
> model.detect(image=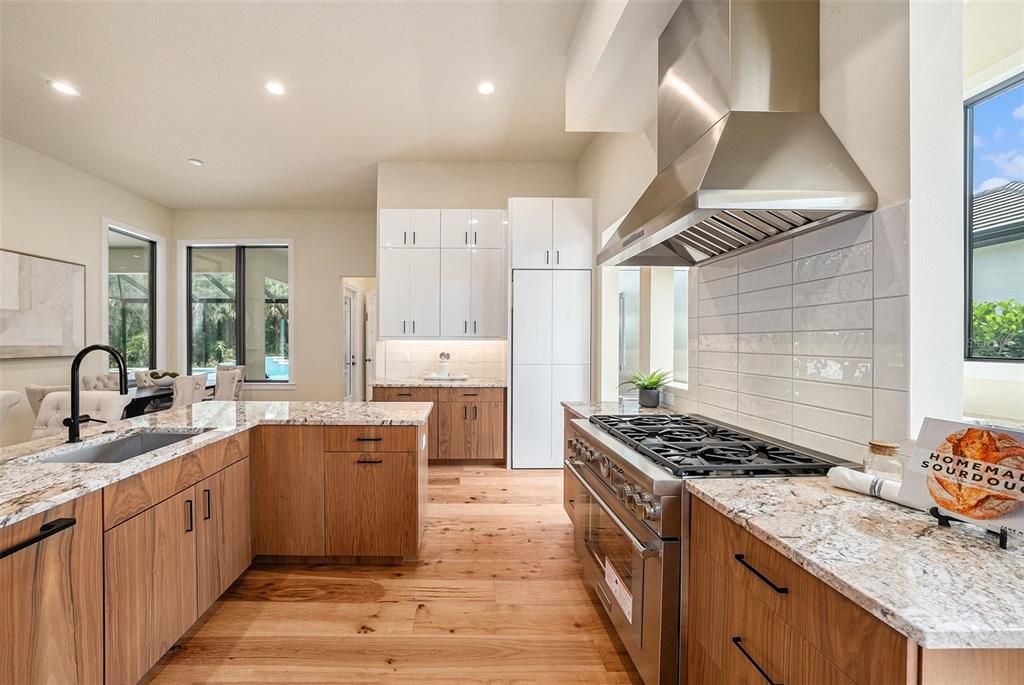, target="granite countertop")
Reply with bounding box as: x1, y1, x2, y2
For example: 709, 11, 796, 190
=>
373, 377, 507, 388
0, 400, 432, 529
686, 477, 1024, 650
562, 400, 678, 419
